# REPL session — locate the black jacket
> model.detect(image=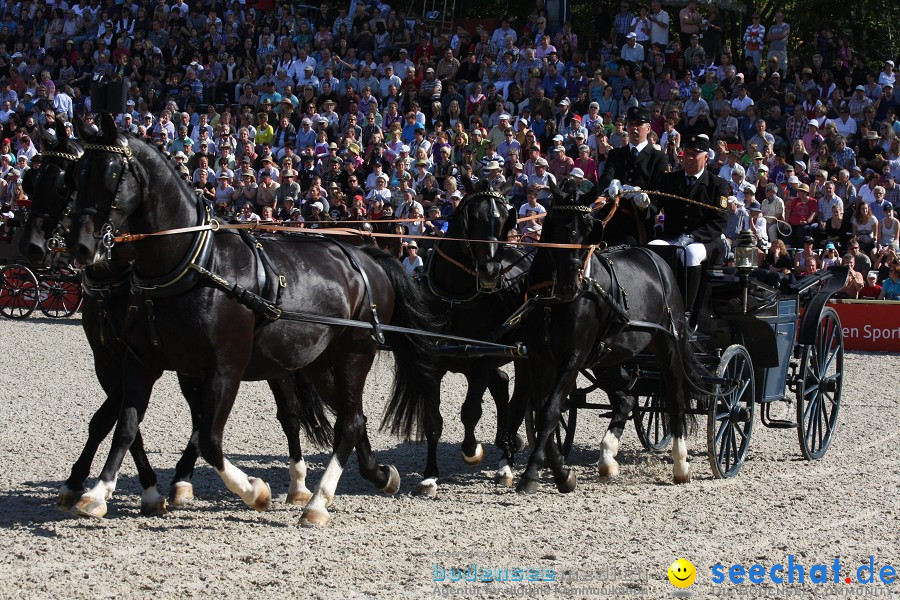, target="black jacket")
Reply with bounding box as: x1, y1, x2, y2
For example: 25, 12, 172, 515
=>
598, 143, 668, 244
654, 168, 731, 261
